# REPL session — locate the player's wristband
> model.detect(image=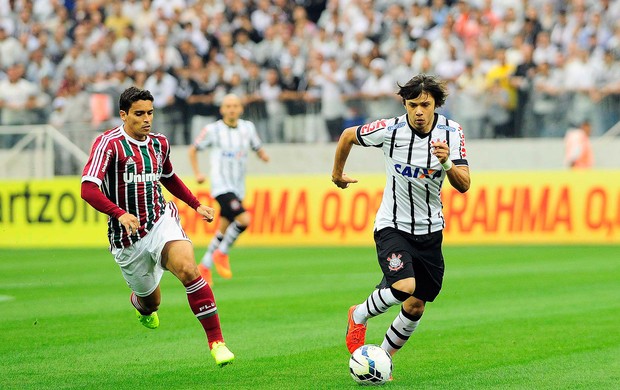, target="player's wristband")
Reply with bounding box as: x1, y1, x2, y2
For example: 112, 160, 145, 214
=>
441, 159, 453, 171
